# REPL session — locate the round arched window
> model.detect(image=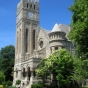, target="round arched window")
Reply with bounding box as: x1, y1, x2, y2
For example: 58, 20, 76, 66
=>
39, 41, 43, 48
